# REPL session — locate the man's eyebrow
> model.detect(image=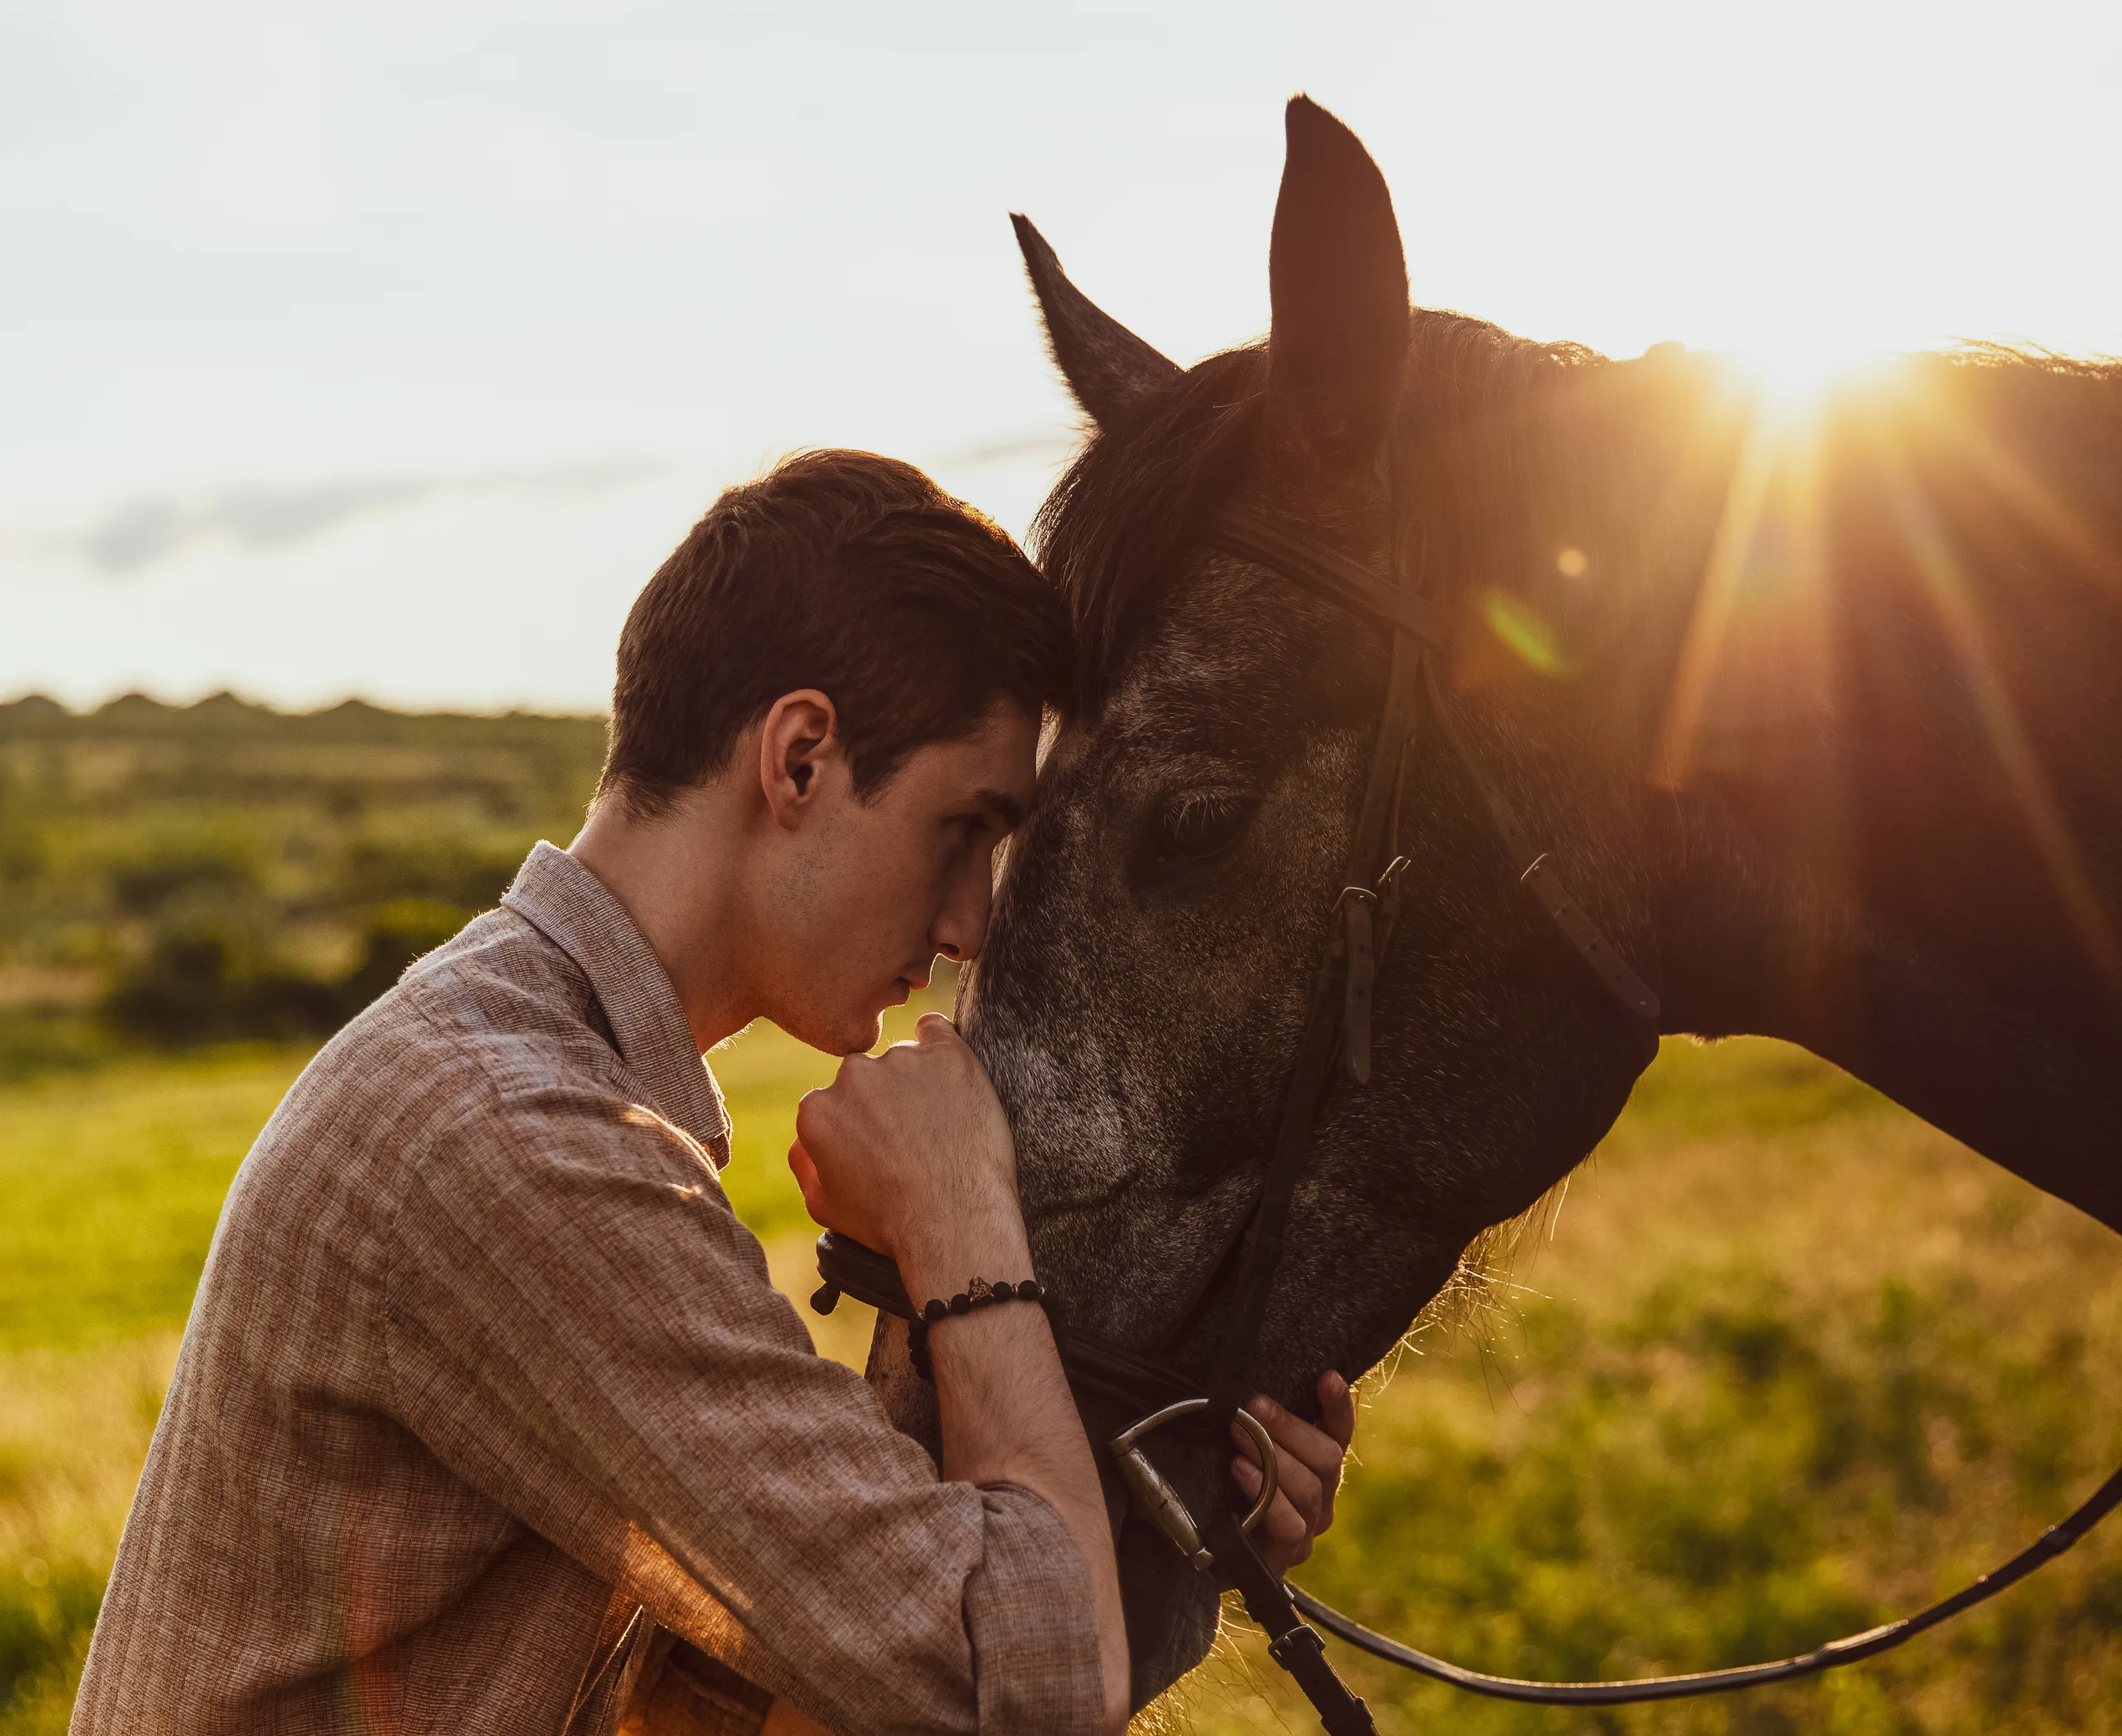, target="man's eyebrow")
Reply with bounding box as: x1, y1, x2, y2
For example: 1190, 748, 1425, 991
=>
972, 788, 1028, 831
